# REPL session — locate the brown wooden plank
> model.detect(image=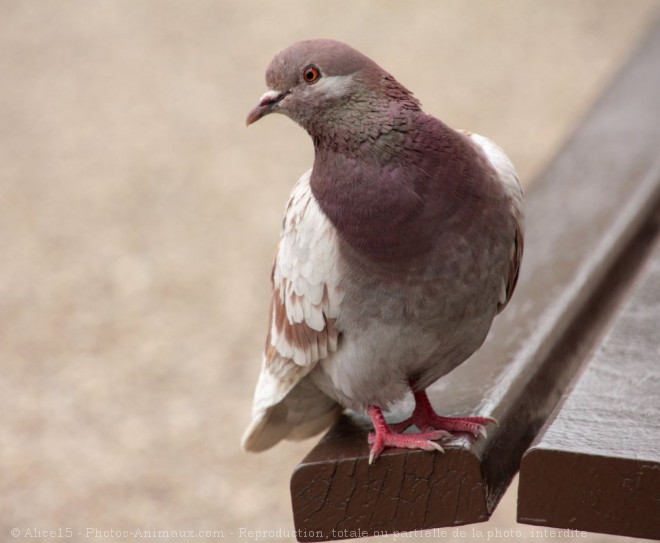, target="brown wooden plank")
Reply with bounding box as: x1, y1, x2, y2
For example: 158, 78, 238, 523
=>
517, 226, 660, 541
291, 20, 660, 542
